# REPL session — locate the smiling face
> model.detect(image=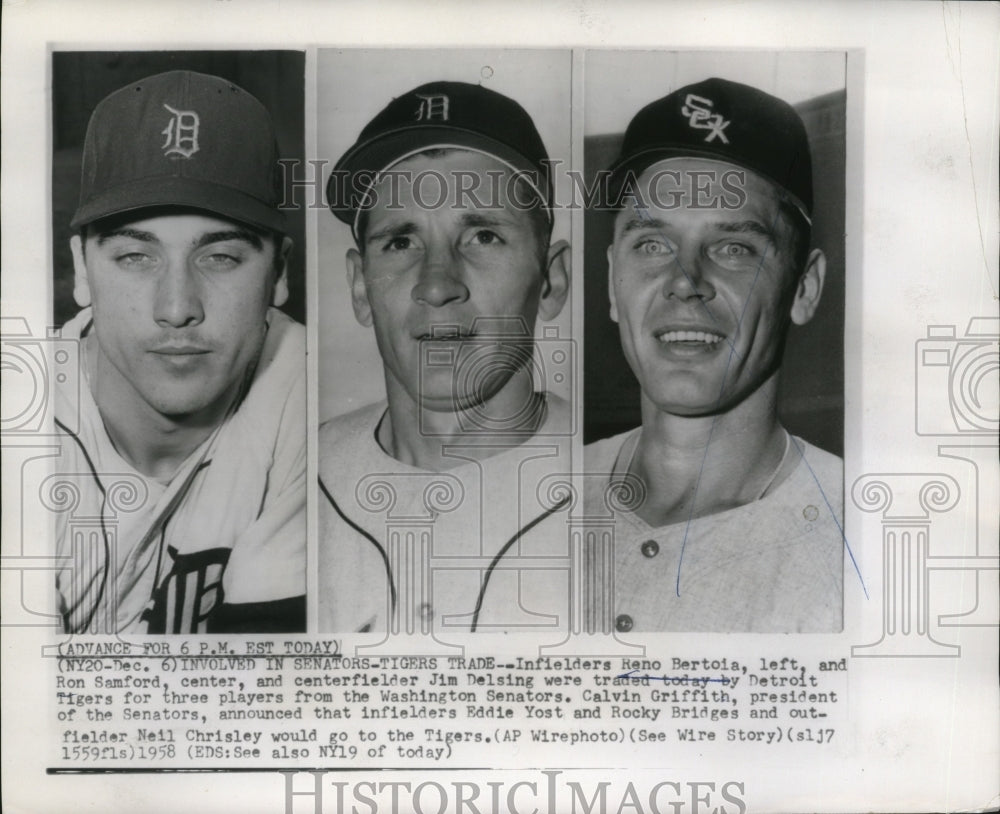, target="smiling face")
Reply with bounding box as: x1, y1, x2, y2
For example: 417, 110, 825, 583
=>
347, 149, 569, 414
72, 211, 289, 425
608, 157, 824, 418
